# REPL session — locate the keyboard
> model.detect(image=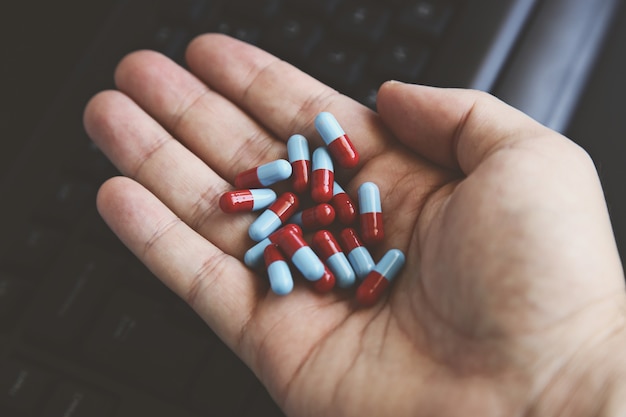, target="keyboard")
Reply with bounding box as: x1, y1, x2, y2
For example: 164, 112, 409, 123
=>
1, 0, 591, 415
